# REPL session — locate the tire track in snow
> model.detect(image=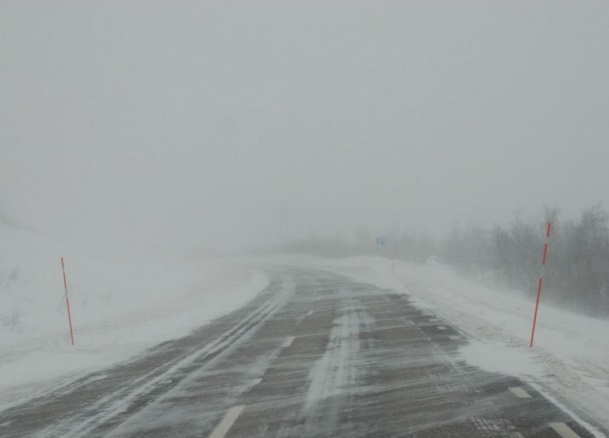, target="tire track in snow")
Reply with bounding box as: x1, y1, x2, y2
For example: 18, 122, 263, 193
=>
302, 293, 364, 436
